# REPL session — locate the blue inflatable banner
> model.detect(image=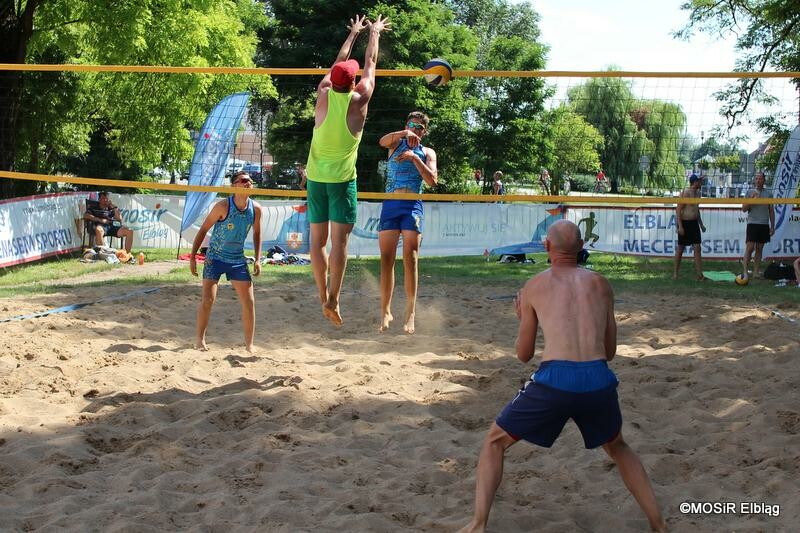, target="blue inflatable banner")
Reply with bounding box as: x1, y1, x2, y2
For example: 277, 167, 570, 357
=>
180, 92, 251, 232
